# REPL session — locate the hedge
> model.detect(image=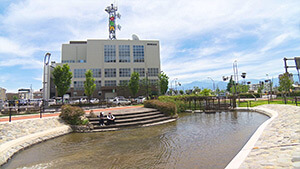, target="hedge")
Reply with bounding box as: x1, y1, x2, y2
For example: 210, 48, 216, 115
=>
144, 100, 177, 116
59, 105, 85, 125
